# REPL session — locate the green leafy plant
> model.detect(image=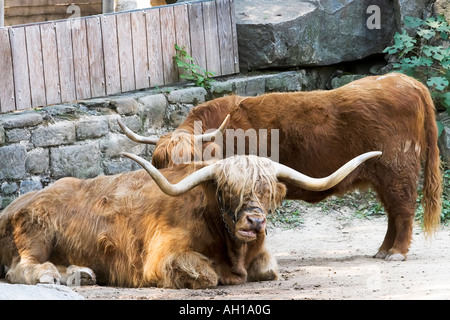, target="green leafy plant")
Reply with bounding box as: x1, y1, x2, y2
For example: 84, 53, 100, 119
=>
269, 200, 304, 229
174, 44, 215, 89
383, 15, 450, 115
